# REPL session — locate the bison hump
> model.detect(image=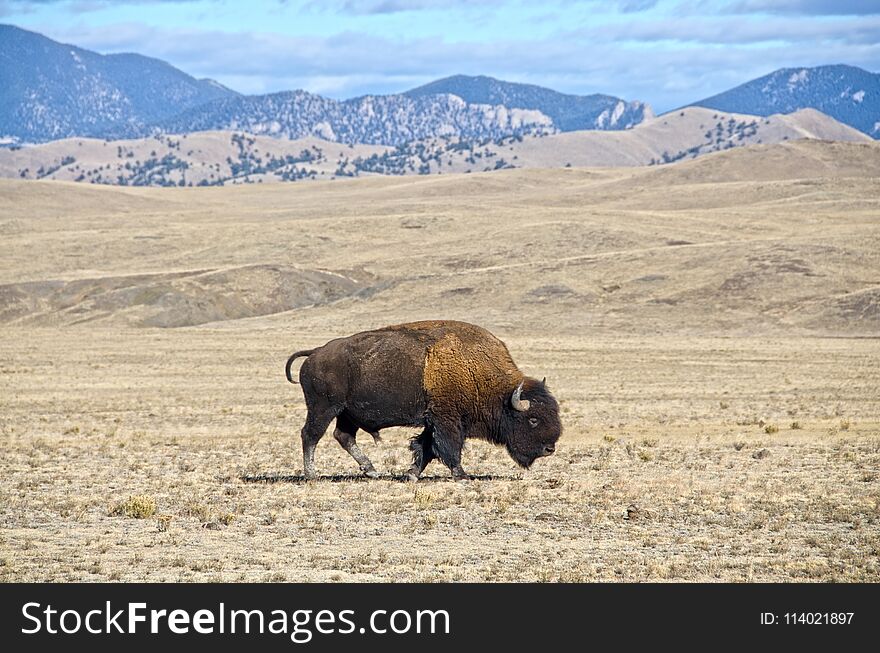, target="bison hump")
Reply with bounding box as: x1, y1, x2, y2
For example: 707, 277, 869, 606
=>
423, 331, 522, 411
